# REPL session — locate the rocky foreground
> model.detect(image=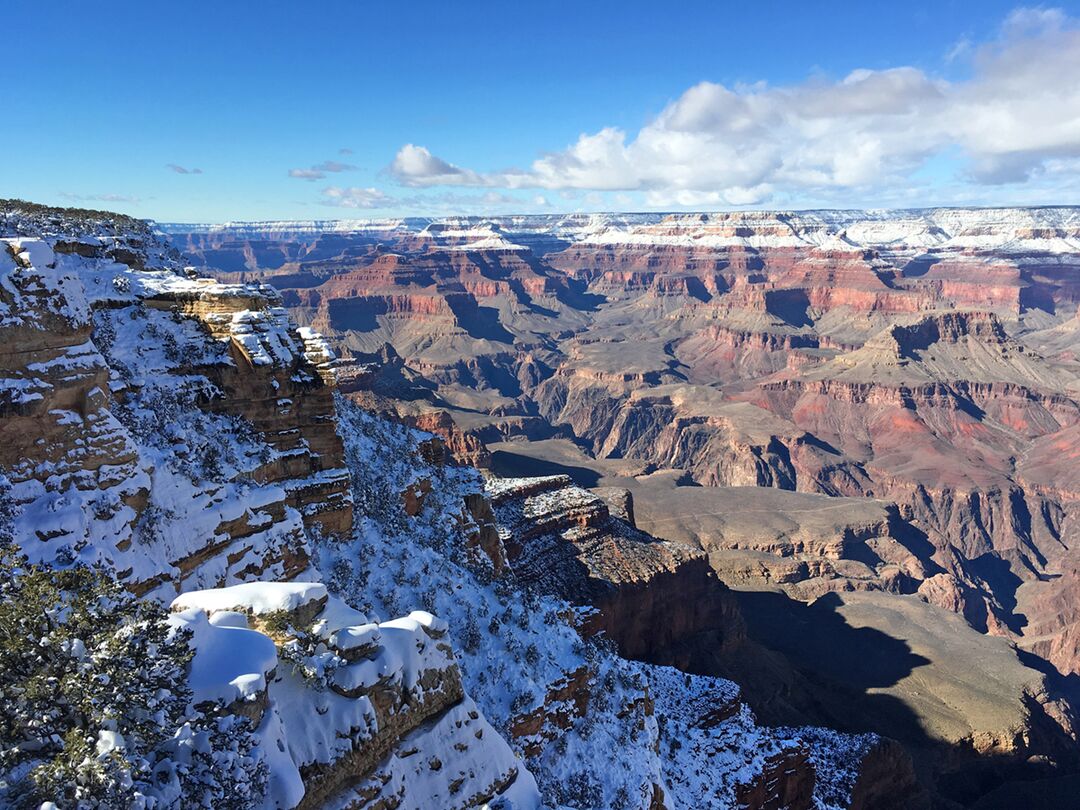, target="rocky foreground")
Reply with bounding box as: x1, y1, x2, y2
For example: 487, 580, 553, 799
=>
1, 200, 907, 809
165, 207, 1080, 805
